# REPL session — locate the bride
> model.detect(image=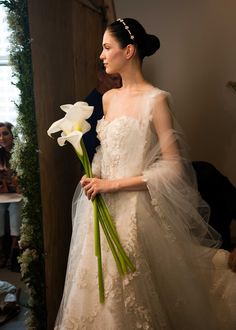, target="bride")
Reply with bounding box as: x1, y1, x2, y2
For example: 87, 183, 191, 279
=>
55, 18, 236, 329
